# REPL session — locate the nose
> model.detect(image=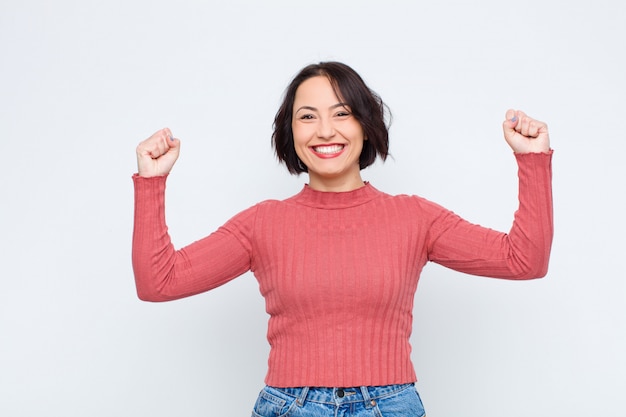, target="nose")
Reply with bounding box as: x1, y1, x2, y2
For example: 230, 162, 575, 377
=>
316, 117, 335, 139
